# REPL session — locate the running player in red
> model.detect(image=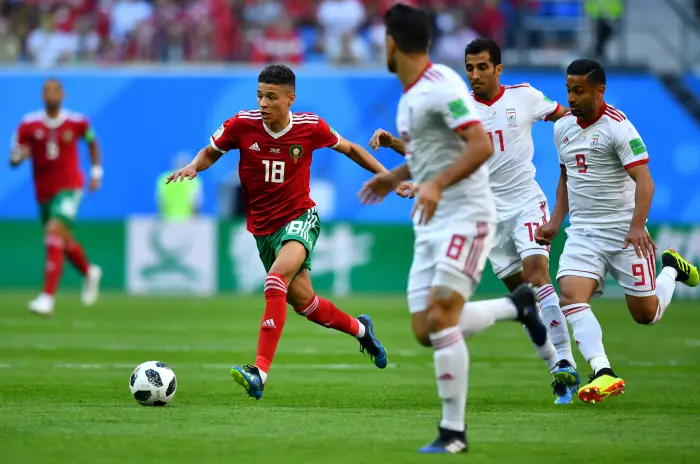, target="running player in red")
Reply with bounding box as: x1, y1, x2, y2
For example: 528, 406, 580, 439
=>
10, 78, 103, 317
167, 64, 407, 400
